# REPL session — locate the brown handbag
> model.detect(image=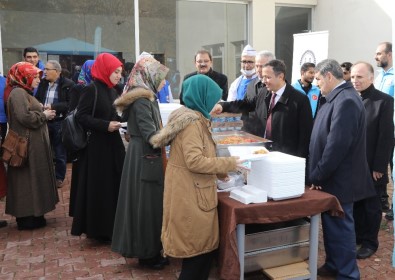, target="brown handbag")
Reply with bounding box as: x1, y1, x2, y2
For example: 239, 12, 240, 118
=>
1, 128, 29, 167
1, 95, 30, 167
